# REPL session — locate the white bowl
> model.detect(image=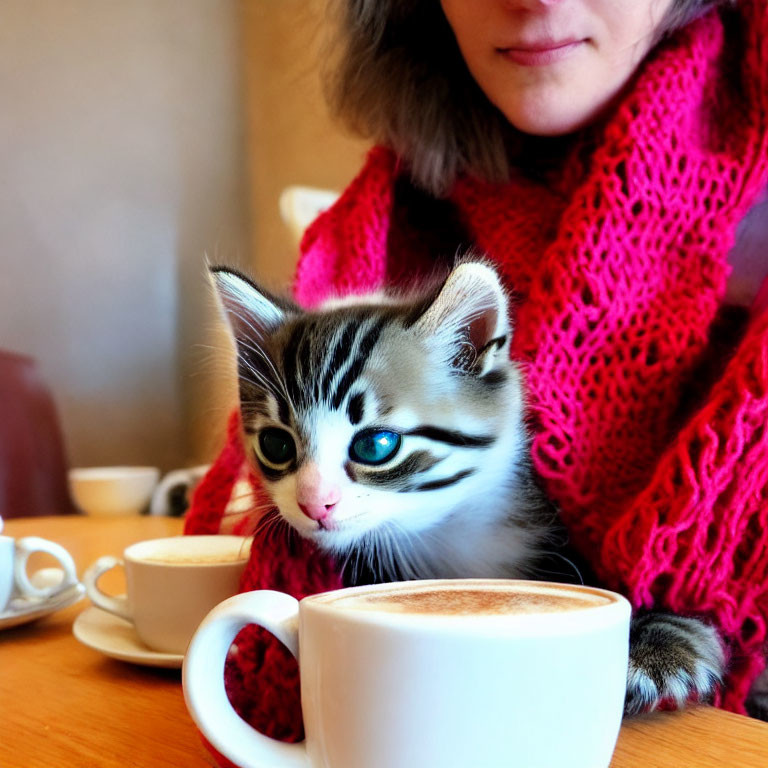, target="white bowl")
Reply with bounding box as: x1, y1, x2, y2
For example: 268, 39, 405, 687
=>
68, 466, 161, 516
